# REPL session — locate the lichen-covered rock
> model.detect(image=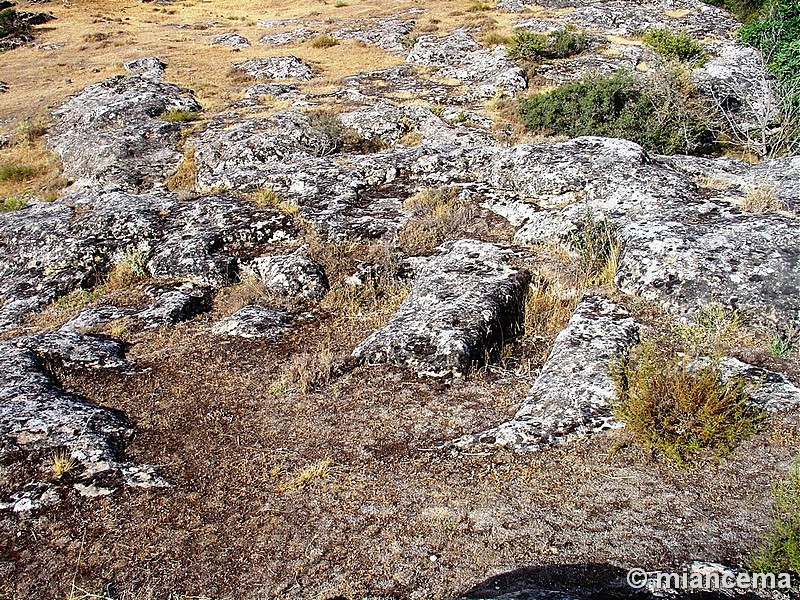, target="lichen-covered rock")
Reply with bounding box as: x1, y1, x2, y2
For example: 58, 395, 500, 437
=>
137, 282, 212, 328
353, 239, 530, 377
211, 32, 250, 50
60, 306, 138, 333
0, 187, 296, 331
243, 83, 302, 99
48, 64, 201, 192
714, 357, 800, 413
123, 56, 167, 79
16, 331, 129, 370
258, 28, 317, 46
212, 305, 293, 340
231, 56, 314, 80
491, 137, 800, 326
455, 296, 639, 451
0, 335, 162, 488
334, 17, 415, 54
248, 250, 329, 302
694, 42, 780, 133
407, 29, 527, 99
